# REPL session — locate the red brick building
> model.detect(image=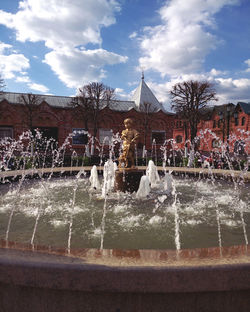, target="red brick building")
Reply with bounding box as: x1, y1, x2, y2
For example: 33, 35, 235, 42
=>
1, 77, 249, 159
0, 78, 175, 157
173, 102, 250, 155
